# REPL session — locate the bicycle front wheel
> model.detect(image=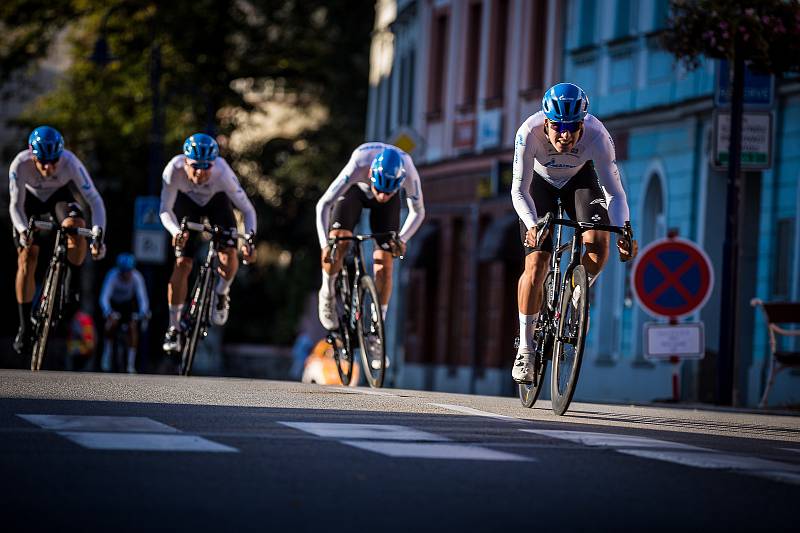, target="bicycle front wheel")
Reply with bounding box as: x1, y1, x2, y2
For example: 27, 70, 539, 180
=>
519, 272, 555, 408
550, 264, 588, 416
180, 271, 213, 376
333, 273, 355, 386
356, 276, 386, 388
30, 262, 62, 371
